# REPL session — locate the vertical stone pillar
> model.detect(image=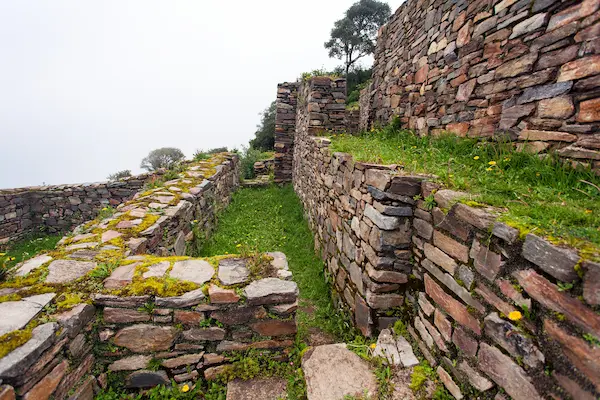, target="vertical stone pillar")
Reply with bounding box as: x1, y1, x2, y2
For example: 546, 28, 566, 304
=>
274, 82, 299, 184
